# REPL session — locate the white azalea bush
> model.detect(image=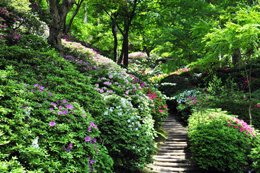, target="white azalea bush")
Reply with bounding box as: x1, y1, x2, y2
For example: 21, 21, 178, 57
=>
171, 88, 204, 123
175, 89, 203, 104
99, 94, 156, 172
